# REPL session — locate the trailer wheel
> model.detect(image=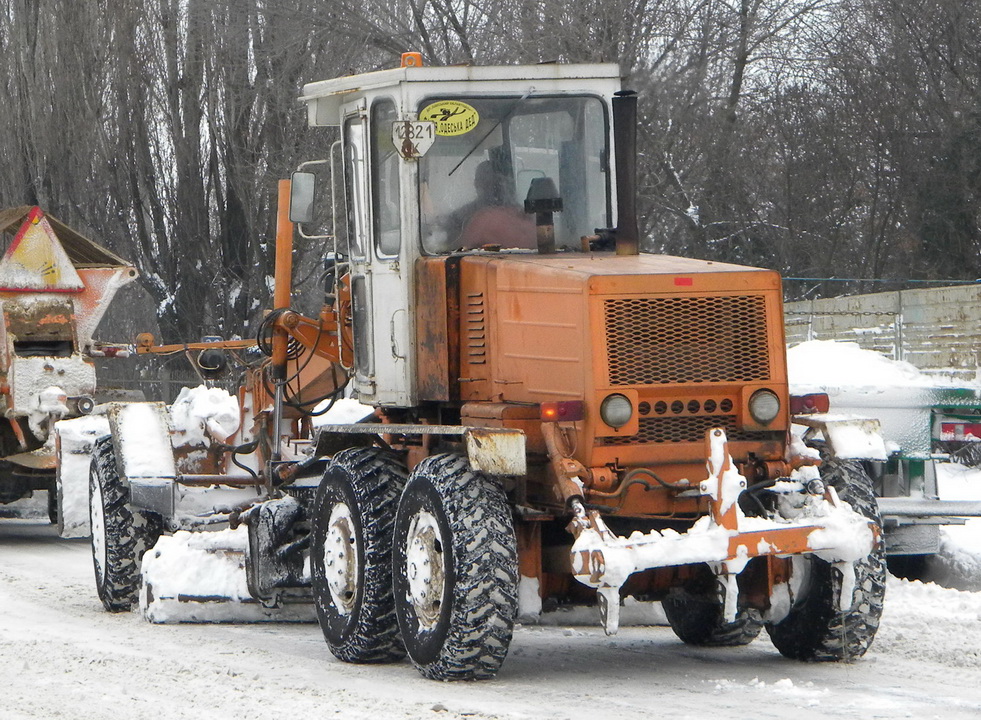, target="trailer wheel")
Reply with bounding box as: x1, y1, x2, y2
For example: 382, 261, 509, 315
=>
662, 570, 763, 646
393, 453, 518, 681
765, 458, 886, 661
311, 447, 407, 664
89, 436, 163, 612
